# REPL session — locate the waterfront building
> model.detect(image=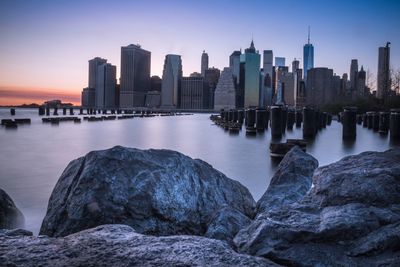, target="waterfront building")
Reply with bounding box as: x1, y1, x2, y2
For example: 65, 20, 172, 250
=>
180, 76, 207, 109
240, 40, 261, 107
145, 91, 161, 108
332, 74, 342, 103
261, 50, 273, 106
120, 44, 151, 108
273, 66, 288, 104
214, 67, 236, 110
150, 76, 162, 92
377, 42, 391, 99
229, 50, 241, 85
306, 67, 334, 107
201, 50, 209, 77
281, 72, 295, 106
204, 67, 221, 109
303, 27, 314, 82
81, 87, 95, 108
357, 66, 366, 98
350, 59, 358, 99
161, 54, 182, 108
95, 63, 117, 109
88, 57, 107, 89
